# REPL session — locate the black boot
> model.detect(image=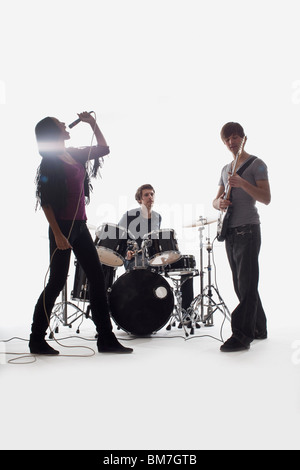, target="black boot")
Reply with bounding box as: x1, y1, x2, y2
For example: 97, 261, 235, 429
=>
97, 332, 133, 354
220, 335, 250, 352
29, 334, 59, 355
